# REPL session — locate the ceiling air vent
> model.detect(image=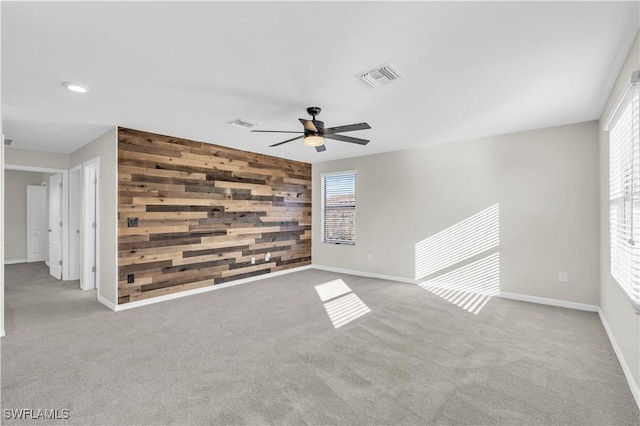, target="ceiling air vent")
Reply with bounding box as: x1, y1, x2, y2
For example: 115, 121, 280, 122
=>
226, 118, 259, 130
359, 63, 403, 88
4, 138, 12, 146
